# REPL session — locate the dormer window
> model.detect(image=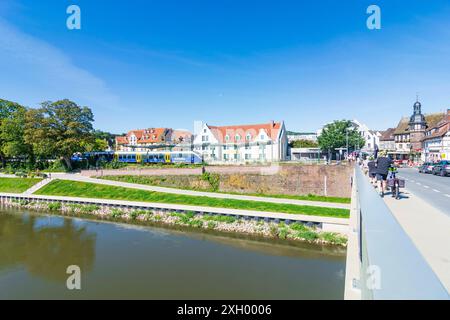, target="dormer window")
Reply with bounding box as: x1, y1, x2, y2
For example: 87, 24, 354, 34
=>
235, 134, 240, 141
225, 135, 230, 141
246, 134, 252, 141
